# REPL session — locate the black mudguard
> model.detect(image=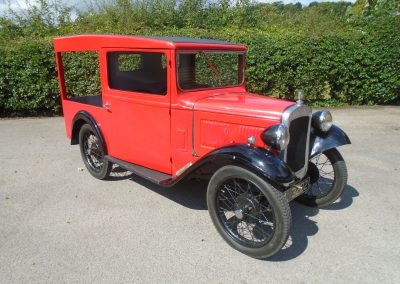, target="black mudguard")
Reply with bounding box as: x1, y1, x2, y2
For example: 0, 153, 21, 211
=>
71, 111, 107, 153
310, 125, 351, 157
161, 145, 296, 189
